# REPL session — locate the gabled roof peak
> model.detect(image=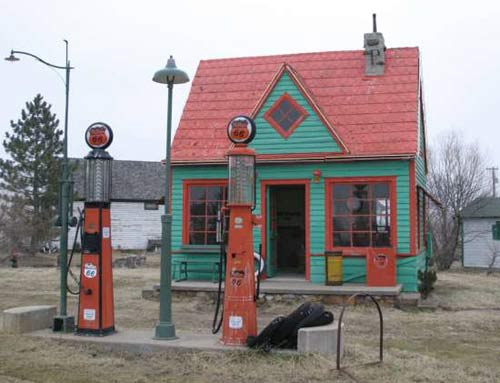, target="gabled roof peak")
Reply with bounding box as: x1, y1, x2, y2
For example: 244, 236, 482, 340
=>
250, 62, 349, 153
